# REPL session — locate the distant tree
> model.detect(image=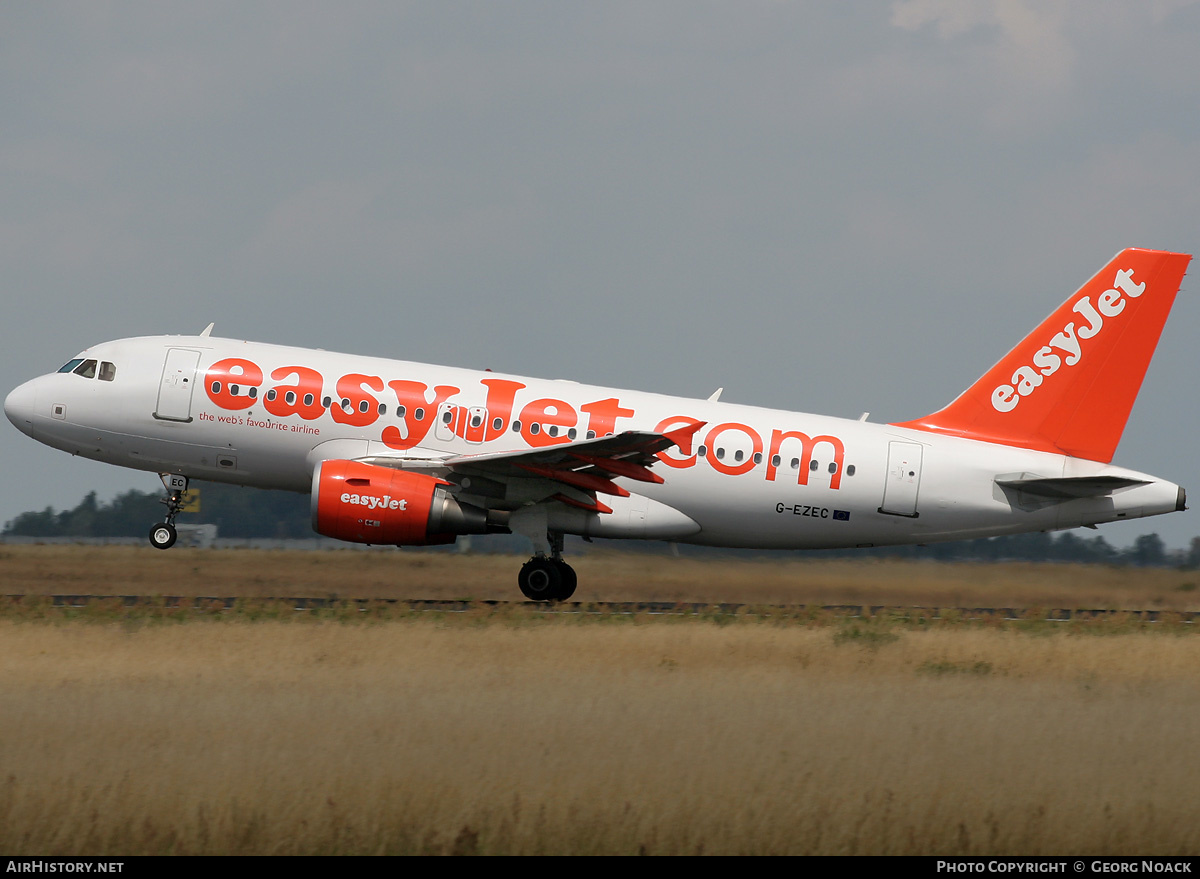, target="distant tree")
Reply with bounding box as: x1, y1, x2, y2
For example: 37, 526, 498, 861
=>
985, 531, 1053, 561
4, 506, 64, 536
1089, 536, 1115, 562
188, 482, 311, 538
101, 490, 166, 536
58, 490, 100, 536
1127, 533, 1166, 567
1052, 531, 1088, 562
1187, 537, 1200, 569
